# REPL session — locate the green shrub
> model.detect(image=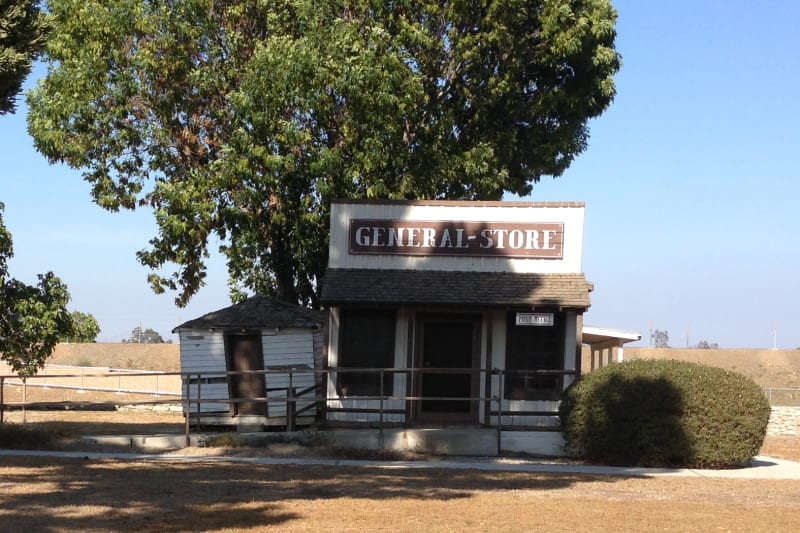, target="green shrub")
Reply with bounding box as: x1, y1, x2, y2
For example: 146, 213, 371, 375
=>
559, 359, 771, 468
